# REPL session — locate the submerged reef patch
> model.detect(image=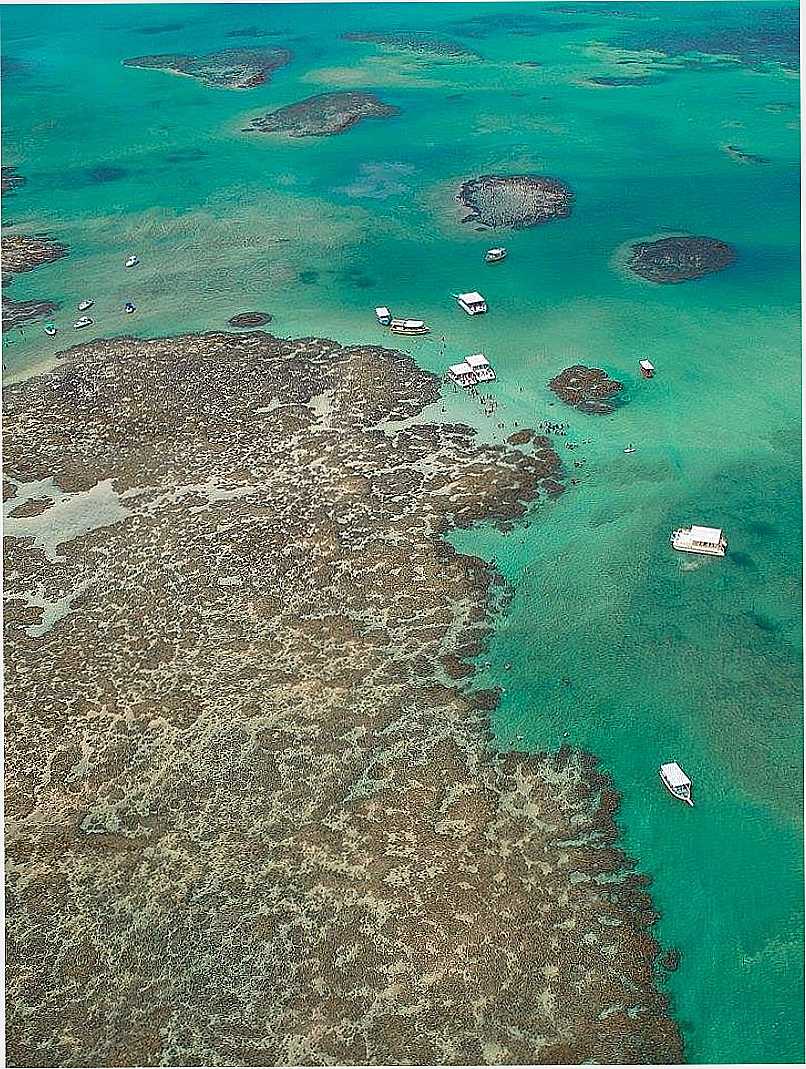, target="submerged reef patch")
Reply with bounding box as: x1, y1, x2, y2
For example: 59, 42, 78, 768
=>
4, 330, 680, 1065
342, 31, 480, 59
549, 365, 624, 414
629, 235, 736, 283
245, 91, 399, 137
123, 47, 292, 89
722, 144, 770, 165
228, 311, 273, 327
457, 173, 573, 229
1, 165, 25, 196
